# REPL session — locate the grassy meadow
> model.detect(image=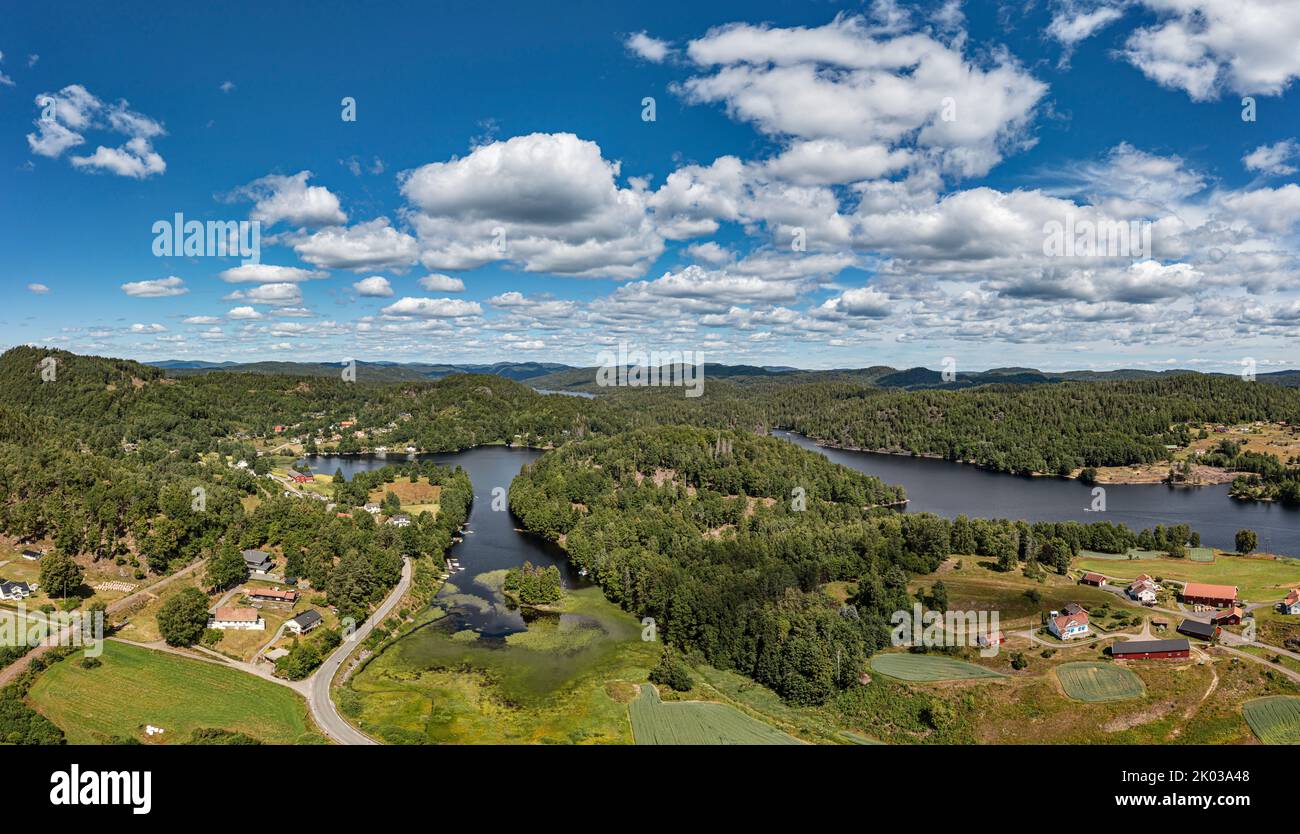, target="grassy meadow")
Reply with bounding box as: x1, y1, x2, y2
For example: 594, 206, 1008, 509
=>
27, 640, 324, 744
344, 583, 660, 744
